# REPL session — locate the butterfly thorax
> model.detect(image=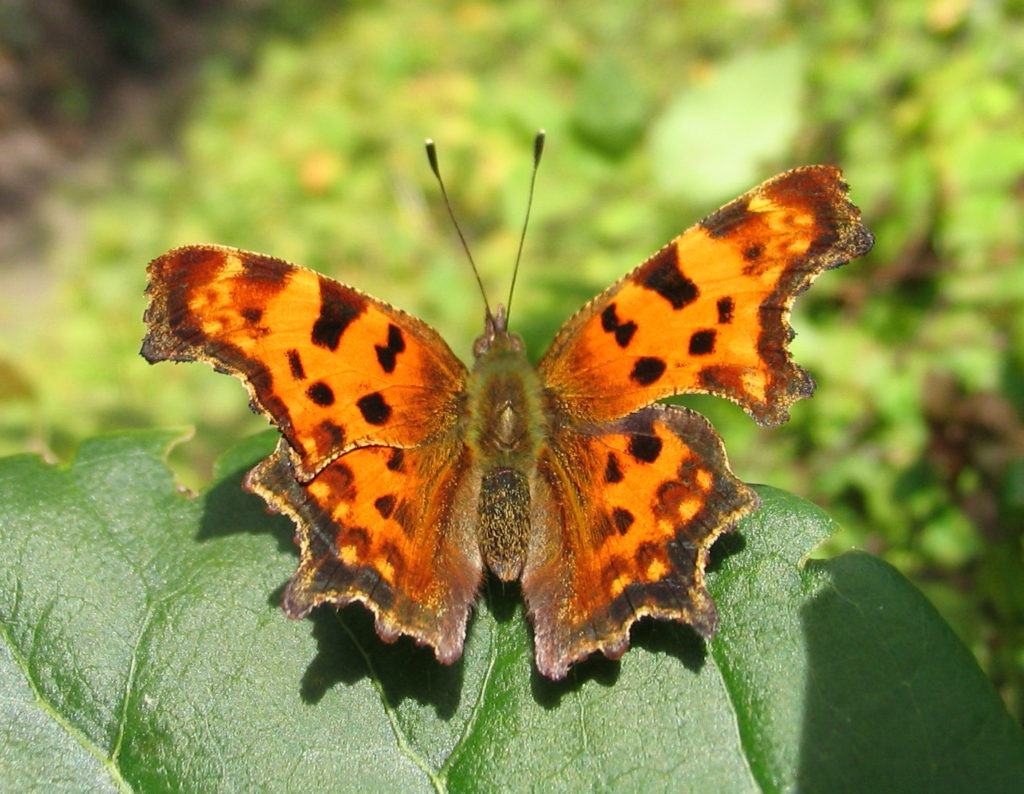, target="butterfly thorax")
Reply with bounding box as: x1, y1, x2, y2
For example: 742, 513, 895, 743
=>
466, 311, 548, 581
